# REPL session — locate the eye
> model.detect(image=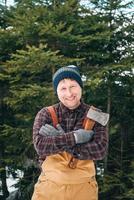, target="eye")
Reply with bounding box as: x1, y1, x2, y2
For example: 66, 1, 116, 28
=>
71, 85, 76, 88
61, 87, 66, 91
